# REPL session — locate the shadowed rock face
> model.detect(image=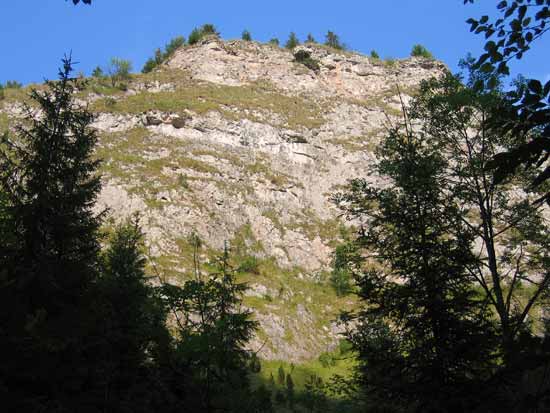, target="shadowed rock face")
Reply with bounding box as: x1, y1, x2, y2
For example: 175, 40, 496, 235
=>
0, 38, 445, 362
